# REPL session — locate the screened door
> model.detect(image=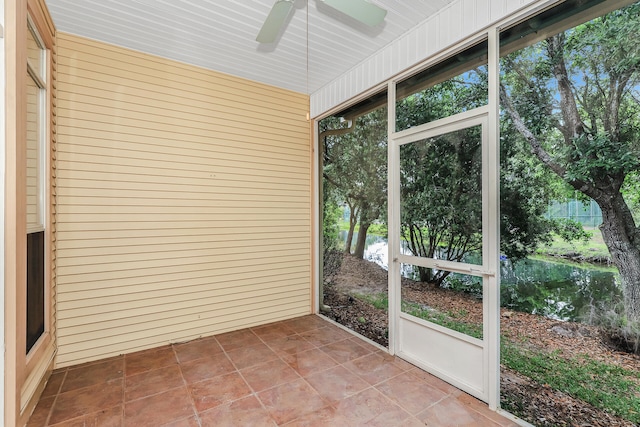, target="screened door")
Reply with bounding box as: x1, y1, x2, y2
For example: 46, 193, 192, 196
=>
389, 107, 498, 402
